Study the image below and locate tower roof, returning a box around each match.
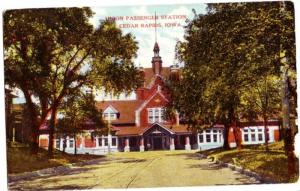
[153,42,160,53]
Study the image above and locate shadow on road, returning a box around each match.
[188,163,224,170]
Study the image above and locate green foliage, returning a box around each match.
[201,141,299,183]
[168,2,295,148]
[57,91,106,136]
[4,7,143,152]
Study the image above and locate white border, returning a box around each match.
[1,1,300,191]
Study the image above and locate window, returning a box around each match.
[243,127,265,143]
[199,129,223,144]
[206,134,211,143]
[69,139,74,148]
[98,138,103,147]
[104,138,108,146]
[212,130,218,142]
[244,133,249,142]
[199,134,204,143]
[103,113,117,120]
[103,106,118,121]
[213,134,218,142]
[148,108,165,123]
[149,109,153,122]
[258,129,263,141]
[112,138,117,146]
[56,139,60,149]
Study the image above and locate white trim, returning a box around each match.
[136,90,169,113]
[147,75,164,89]
[135,110,140,126]
[135,90,169,126]
[141,122,175,135]
[103,105,118,113]
[147,107,165,123]
[242,126,265,145]
[103,105,119,120]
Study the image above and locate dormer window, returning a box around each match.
[148,107,165,123]
[103,105,118,121]
[103,113,117,120]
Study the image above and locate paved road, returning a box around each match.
[9,150,259,190]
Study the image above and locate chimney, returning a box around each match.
[170,64,180,81]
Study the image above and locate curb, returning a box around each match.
[196,153,276,184]
[8,158,106,183]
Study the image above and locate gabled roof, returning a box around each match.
[103,105,119,114]
[136,89,169,113]
[143,67,170,87]
[115,123,193,136]
[96,100,143,124]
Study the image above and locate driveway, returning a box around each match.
[9,150,259,190]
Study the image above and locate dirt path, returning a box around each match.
[9,150,259,190]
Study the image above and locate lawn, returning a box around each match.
[199,141,299,183]
[7,143,105,174]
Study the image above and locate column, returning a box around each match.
[80,134,85,148]
[60,138,63,150]
[170,137,175,150]
[196,133,200,150]
[139,137,145,152]
[175,111,179,126]
[124,137,130,152]
[185,136,191,150]
[108,134,112,153]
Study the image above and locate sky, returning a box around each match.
[90,3,207,100]
[12,3,207,103]
[90,3,207,68]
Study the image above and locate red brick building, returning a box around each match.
[39,41,281,154]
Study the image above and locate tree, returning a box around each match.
[171,2,295,154]
[57,91,106,155]
[4,8,143,155]
[240,75,281,151]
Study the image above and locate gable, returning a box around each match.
[136,90,169,113]
[97,100,143,124]
[103,105,118,114]
[142,123,175,136]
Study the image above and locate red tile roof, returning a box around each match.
[96,100,143,124]
[115,124,193,136]
[143,67,170,87]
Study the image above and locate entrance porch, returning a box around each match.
[118,123,195,152]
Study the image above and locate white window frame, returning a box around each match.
[68,138,75,148]
[148,107,165,123]
[56,139,61,149]
[198,128,223,144]
[103,113,117,120]
[242,127,265,144]
[103,105,118,121]
[96,136,118,148]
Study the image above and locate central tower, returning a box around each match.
[151,12,162,75]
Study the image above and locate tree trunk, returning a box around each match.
[282,66,296,180]
[63,134,66,153]
[74,133,77,155]
[263,116,269,152]
[232,120,242,150]
[23,90,39,154]
[48,106,58,157]
[223,123,230,150]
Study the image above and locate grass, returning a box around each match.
[199,141,299,183]
[7,143,105,174]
